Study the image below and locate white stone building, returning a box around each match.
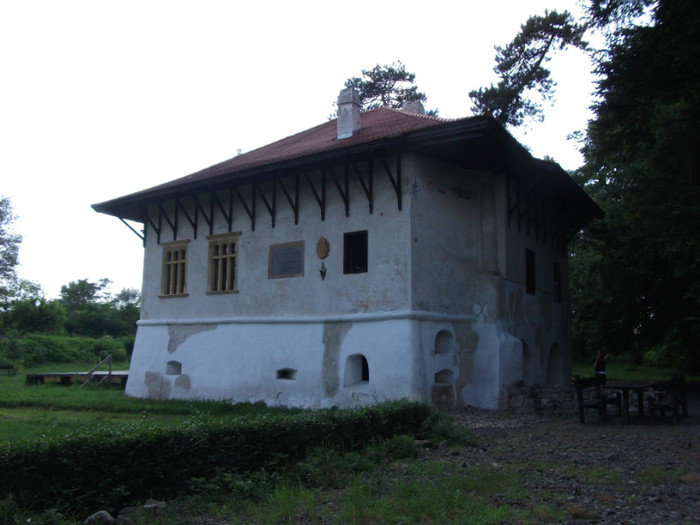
[93,88,601,409]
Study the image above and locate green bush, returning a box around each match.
[0,334,129,367]
[0,400,437,516]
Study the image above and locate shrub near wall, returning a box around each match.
[0,400,437,516]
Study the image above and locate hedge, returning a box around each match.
[0,400,437,515]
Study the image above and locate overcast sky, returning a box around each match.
[1,0,594,298]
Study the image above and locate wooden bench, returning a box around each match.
[647,374,688,425]
[572,374,621,423]
[0,364,15,375]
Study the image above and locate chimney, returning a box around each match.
[401,100,425,115]
[337,87,361,139]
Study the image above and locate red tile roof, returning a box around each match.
[144,107,454,194]
[92,106,602,228]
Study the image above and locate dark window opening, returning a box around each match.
[166,360,182,376]
[343,231,368,274]
[526,249,536,295]
[276,368,297,380]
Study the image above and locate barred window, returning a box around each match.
[208,233,240,293]
[161,240,189,296]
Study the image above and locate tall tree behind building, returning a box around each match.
[343,61,436,114]
[571,0,700,369]
[469,10,587,127]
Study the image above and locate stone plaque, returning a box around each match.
[269,241,304,278]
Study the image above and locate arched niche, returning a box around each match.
[435,330,454,355]
[344,354,369,387]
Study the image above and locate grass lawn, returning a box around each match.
[0,361,293,443]
[571,359,698,383]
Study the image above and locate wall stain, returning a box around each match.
[145,371,171,399]
[168,324,216,353]
[322,322,351,397]
[175,374,191,391]
[452,321,478,405]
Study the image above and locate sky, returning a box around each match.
[1,0,596,299]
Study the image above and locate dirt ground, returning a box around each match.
[444,389,700,524]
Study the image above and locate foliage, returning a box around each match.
[57,278,141,338]
[343,61,436,115]
[469,10,587,127]
[0,197,22,314]
[0,400,439,516]
[571,357,699,382]
[571,0,700,370]
[0,333,128,368]
[4,298,66,335]
[585,0,656,32]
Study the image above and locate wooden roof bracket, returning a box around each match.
[146,206,162,244]
[195,193,214,236]
[158,202,177,241]
[279,174,300,224]
[118,217,145,245]
[329,165,350,217]
[305,171,326,221]
[353,159,373,214]
[382,154,402,211]
[176,197,197,239]
[235,184,256,232]
[258,179,277,228]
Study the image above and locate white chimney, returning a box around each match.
[337,87,361,139]
[401,100,425,115]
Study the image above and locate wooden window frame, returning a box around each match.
[207,232,240,294]
[161,240,189,297]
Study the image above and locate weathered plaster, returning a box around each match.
[167,324,216,353]
[145,371,170,399]
[124,151,573,410]
[321,322,350,397]
[174,374,191,391]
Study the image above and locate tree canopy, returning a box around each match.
[59,278,141,338]
[469,10,587,127]
[343,61,436,115]
[0,197,21,309]
[571,0,700,369]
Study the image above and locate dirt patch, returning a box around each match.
[438,393,700,523]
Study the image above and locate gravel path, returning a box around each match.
[446,395,700,524]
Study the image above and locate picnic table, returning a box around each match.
[603,380,658,424]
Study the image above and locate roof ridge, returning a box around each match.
[382,106,455,122]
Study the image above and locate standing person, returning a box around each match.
[593,351,609,382]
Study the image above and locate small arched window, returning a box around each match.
[166,360,182,376]
[344,354,369,387]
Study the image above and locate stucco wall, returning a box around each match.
[125,152,572,408]
[126,315,426,408]
[501,201,572,388]
[139,160,411,321]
